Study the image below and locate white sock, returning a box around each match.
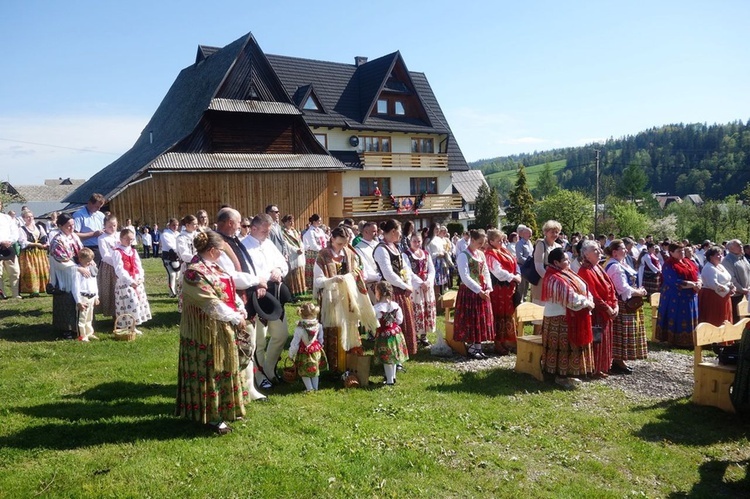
[311,376,319,390]
[302,377,313,391]
[384,364,396,384]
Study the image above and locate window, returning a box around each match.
[377,99,388,114]
[303,96,320,111]
[360,177,391,196]
[360,136,391,153]
[410,177,438,195]
[394,100,405,115]
[411,138,434,153]
[314,133,327,148]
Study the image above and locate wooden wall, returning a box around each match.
[109,171,340,227]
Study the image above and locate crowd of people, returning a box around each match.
[5,192,750,433]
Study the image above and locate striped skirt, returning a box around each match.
[591,316,614,374]
[304,250,318,292]
[490,283,518,349]
[394,288,418,355]
[612,301,648,361]
[541,314,595,377]
[453,284,494,344]
[19,248,49,294]
[643,271,661,297]
[96,261,117,317]
[284,266,306,296]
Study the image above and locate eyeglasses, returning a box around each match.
[271,210,279,214]
[241,225,251,228]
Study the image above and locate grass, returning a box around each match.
[1,258,749,497]
[486,159,567,190]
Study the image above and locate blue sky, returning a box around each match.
[1,0,748,185]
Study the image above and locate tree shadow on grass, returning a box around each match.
[0,381,210,450]
[668,458,750,498]
[0,322,61,342]
[425,365,556,397]
[633,398,750,446]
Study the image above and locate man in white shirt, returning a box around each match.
[0,199,21,299]
[515,224,534,303]
[354,221,381,303]
[455,231,470,255]
[160,218,180,297]
[243,213,291,388]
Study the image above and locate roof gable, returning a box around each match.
[293,84,328,114]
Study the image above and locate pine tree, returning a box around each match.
[506,165,538,235]
[534,162,559,199]
[474,182,499,229]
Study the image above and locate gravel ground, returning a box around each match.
[442,348,693,402]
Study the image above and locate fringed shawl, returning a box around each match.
[665,256,698,282]
[316,246,367,295]
[319,273,377,351]
[484,246,517,275]
[180,257,241,373]
[543,265,593,346]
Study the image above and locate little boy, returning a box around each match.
[73,248,100,342]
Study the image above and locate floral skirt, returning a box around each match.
[394,289,418,355]
[304,250,318,292]
[453,284,494,344]
[96,262,117,317]
[114,282,152,325]
[175,336,248,424]
[612,304,648,360]
[541,314,595,376]
[411,283,436,336]
[19,248,49,294]
[285,266,306,296]
[375,327,409,365]
[655,292,697,348]
[295,349,328,377]
[434,257,450,287]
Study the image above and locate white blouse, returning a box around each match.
[456,249,492,295]
[701,262,733,297]
[605,259,639,301]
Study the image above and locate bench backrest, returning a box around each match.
[693,318,749,367]
[650,292,660,308]
[441,290,457,310]
[515,302,544,336]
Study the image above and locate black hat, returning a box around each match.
[251,289,284,322]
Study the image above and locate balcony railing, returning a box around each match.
[342,194,463,216]
[360,152,448,168]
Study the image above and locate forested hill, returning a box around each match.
[470,121,750,199]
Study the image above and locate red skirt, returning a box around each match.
[698,288,732,327]
[490,283,517,347]
[591,312,613,374]
[453,284,494,344]
[541,314,595,377]
[394,288,418,355]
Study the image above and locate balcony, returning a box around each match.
[342,194,463,217]
[361,152,448,169]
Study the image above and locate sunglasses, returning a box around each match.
[241,225,251,228]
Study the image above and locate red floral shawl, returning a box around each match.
[665,256,698,282]
[542,265,592,347]
[484,246,517,276]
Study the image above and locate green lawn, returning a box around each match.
[487,159,567,190]
[1,258,749,497]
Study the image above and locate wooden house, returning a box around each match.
[65,33,469,227]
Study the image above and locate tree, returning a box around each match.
[534,162,559,199]
[535,189,593,235]
[506,166,538,235]
[489,175,513,200]
[617,164,649,202]
[473,182,499,230]
[607,199,649,237]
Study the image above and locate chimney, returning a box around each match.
[355,56,368,67]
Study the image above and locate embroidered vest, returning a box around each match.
[115,248,137,279]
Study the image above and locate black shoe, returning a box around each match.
[609,364,633,375]
[396,364,406,373]
[468,351,483,360]
[419,338,432,347]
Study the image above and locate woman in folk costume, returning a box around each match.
[96,215,119,317]
[281,214,306,298]
[577,240,618,379]
[18,209,49,296]
[373,219,419,357]
[426,223,451,300]
[314,226,377,372]
[176,230,249,435]
[403,232,436,347]
[176,214,199,310]
[288,302,327,392]
[698,245,735,326]
[484,229,521,355]
[637,242,662,296]
[541,248,596,389]
[605,239,649,374]
[373,281,409,386]
[303,213,328,292]
[655,241,701,348]
[453,229,495,360]
[111,228,152,332]
[49,213,84,338]
[532,220,563,305]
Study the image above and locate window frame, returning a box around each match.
[410,177,438,195]
[360,177,391,196]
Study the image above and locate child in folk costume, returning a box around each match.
[404,233,436,347]
[73,248,99,342]
[288,303,328,392]
[96,215,119,317]
[454,229,495,359]
[373,281,409,385]
[112,228,152,333]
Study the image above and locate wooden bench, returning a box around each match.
[649,292,660,341]
[441,290,466,356]
[514,302,545,381]
[692,318,749,413]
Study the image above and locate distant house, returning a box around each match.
[683,194,704,206]
[65,32,468,227]
[451,169,488,229]
[2,178,85,216]
[653,193,682,209]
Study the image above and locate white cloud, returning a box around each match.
[0,114,148,184]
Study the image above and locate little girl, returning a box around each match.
[288,303,327,392]
[374,281,409,385]
[112,228,152,333]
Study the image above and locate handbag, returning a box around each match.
[520,241,545,286]
[592,325,603,344]
[622,295,644,313]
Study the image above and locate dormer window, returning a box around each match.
[303,96,320,111]
[394,101,405,115]
[377,99,388,114]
